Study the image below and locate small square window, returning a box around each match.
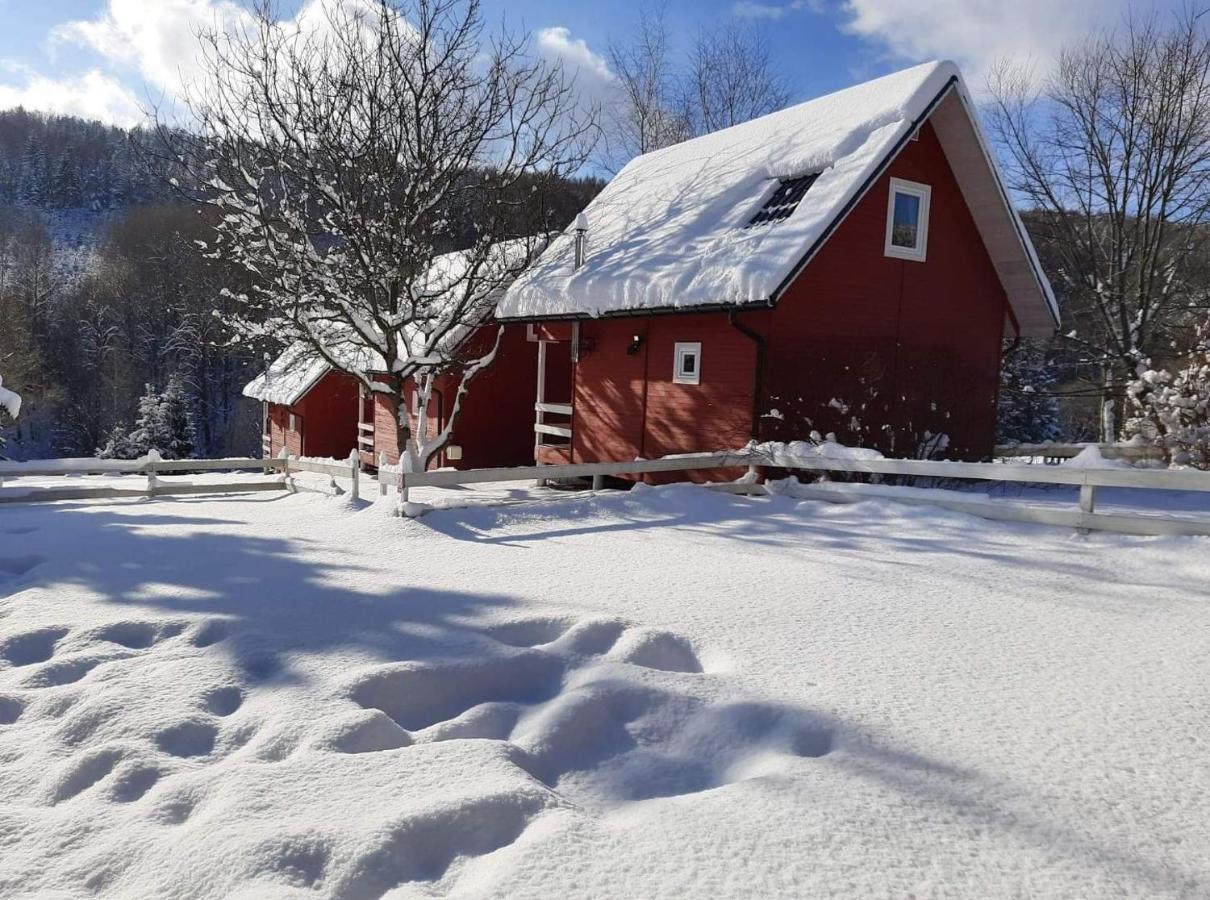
[673,342,702,385]
[885,178,930,262]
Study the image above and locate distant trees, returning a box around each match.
[0,108,166,211]
[988,11,1210,440]
[603,6,790,169]
[683,20,790,136]
[996,339,1062,445]
[605,8,690,162]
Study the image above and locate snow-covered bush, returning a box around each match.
[997,339,1062,445]
[0,373,21,453]
[1124,343,1210,468]
[98,375,196,460]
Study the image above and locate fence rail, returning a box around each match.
[994,442,1165,462]
[0,453,376,505]
[385,450,1210,537]
[6,447,1210,539]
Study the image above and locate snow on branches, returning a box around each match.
[151,0,595,478]
[1125,334,1210,468]
[0,375,20,421]
[0,374,22,454]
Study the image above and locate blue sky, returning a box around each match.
[0,0,1178,128]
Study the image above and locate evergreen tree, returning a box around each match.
[96,421,138,460]
[115,377,197,460]
[158,374,197,459]
[50,156,82,209]
[997,340,1062,445]
[19,134,45,207]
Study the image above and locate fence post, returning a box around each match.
[379,451,389,497]
[399,469,408,506]
[349,450,360,502]
[1079,483,1097,514]
[278,448,292,492]
[591,474,605,490]
[145,449,161,498]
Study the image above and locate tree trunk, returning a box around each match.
[384,376,412,471]
[1101,364,1122,443]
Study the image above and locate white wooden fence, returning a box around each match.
[6,447,1210,539]
[0,453,365,505]
[383,450,1210,537]
[994,442,1165,462]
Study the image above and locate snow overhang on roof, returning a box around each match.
[497,60,1059,338]
[243,239,547,404]
[242,343,332,406]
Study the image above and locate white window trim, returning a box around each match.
[885,177,931,262]
[673,342,702,385]
[287,412,297,432]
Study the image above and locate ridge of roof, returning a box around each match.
[497,60,1057,334]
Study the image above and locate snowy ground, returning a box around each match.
[1,485,1208,898]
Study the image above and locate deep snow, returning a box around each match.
[0,485,1208,898]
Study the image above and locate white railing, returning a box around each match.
[995,442,1165,462]
[381,450,1210,536]
[8,447,1207,538]
[0,453,365,505]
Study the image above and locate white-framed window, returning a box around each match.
[287,412,296,432]
[885,177,930,262]
[673,342,702,385]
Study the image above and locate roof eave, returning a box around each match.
[498,298,777,324]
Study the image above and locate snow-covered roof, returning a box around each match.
[244,240,540,405]
[498,61,1059,337]
[242,342,339,406]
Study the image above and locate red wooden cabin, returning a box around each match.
[246,324,538,470]
[498,61,1059,472]
[244,346,360,460]
[359,323,537,470]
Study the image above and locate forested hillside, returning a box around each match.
[0,108,602,460]
[0,108,261,459]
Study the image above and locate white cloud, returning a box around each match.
[0,66,143,126]
[732,1,815,20]
[50,0,249,96]
[839,0,1145,89]
[536,26,614,86]
[48,0,380,105]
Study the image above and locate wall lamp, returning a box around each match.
[626,334,643,356]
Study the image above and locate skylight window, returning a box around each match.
[747,174,819,227]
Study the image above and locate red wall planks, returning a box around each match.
[557,118,1009,469]
[763,120,1006,459]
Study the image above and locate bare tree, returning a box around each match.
[682,21,789,135]
[603,8,793,171]
[151,0,594,478]
[604,4,691,168]
[987,10,1210,440]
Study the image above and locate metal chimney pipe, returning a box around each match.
[573,212,588,270]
